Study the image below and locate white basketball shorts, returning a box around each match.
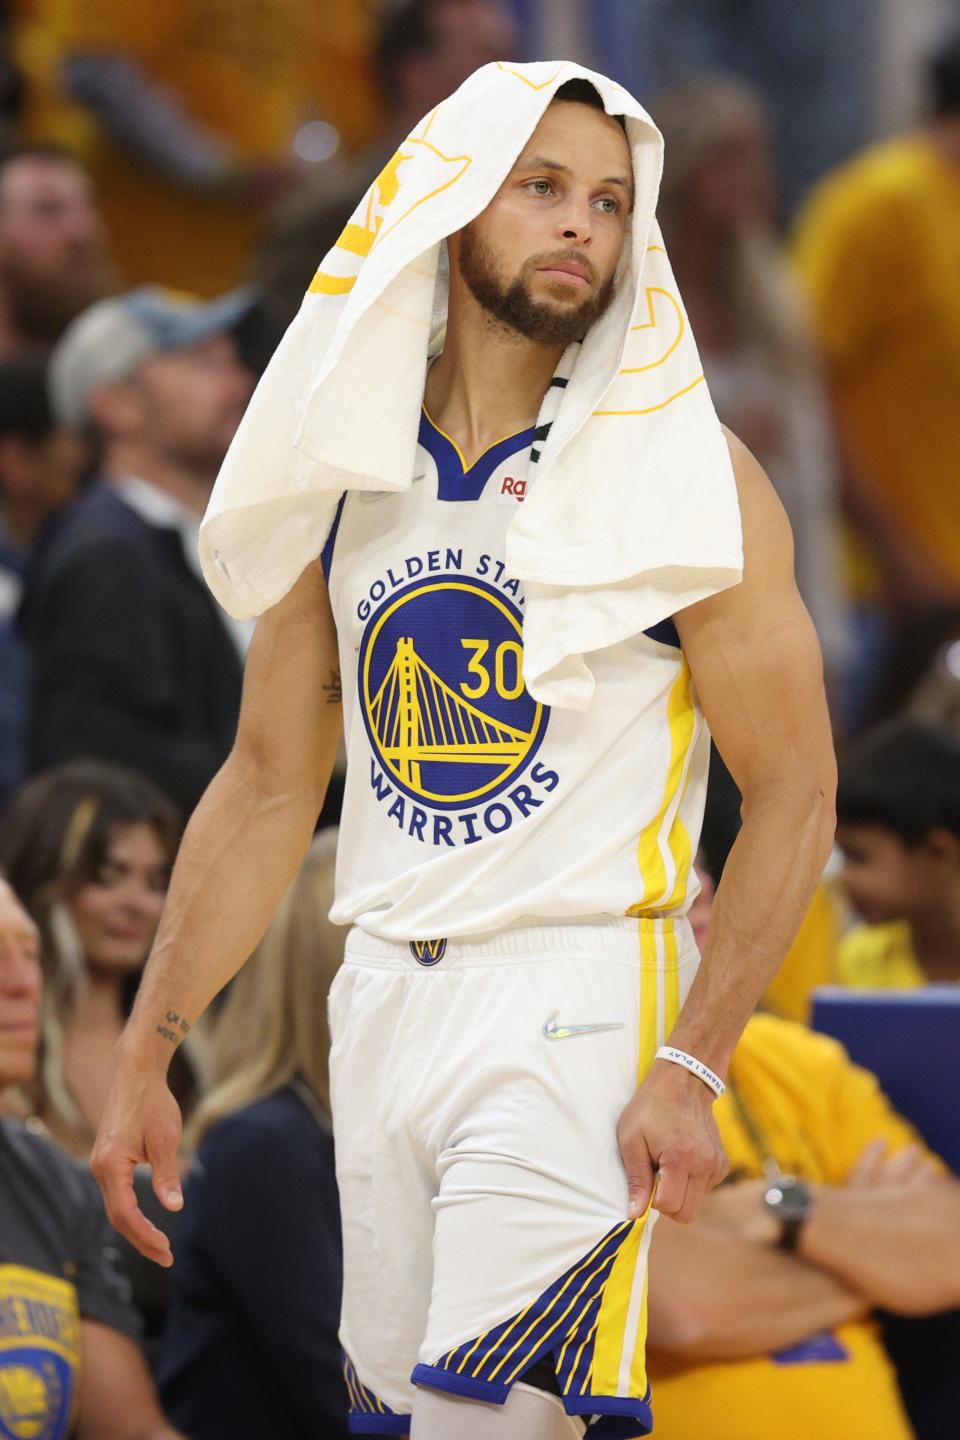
[328,916,699,1437]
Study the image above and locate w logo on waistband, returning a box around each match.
[410,938,447,965]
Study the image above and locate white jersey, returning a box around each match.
[324,408,711,942]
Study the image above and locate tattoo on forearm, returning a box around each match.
[324,668,342,705]
[156,1010,190,1046]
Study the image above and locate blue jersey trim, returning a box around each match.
[348,1416,412,1434]
[412,1364,509,1405]
[320,493,347,581]
[418,409,536,502]
[562,1393,653,1437]
[412,1365,653,1437]
[644,616,680,649]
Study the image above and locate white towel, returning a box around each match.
[199,59,742,710]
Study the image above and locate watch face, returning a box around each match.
[766,1177,813,1223]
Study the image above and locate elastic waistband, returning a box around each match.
[345,915,696,970]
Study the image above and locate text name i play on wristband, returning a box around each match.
[654,1046,726,1100]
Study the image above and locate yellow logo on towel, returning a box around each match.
[595,247,705,416]
[309,150,411,294]
[309,128,472,297]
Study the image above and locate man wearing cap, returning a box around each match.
[20,286,254,812]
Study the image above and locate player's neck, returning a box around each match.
[425,295,564,469]
[909,891,960,983]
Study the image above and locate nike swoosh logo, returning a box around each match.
[542,1011,624,1040]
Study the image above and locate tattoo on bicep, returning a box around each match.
[323,668,342,705]
[156,1010,190,1046]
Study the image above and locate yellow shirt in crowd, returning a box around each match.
[761,882,843,1023]
[14,0,380,294]
[836,919,926,989]
[792,135,960,592]
[648,1015,921,1440]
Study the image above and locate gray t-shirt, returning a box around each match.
[0,1117,140,1438]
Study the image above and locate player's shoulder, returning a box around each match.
[721,425,774,496]
[721,426,792,554]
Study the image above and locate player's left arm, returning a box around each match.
[618,432,836,1224]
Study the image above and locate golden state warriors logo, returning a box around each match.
[0,1360,61,1440]
[0,1267,78,1440]
[360,577,549,810]
[410,938,447,965]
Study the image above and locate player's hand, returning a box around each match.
[91,1056,184,1268]
[617,1060,728,1225]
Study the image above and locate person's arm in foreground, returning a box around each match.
[646,1198,867,1363]
[796,1141,960,1315]
[76,1322,184,1440]
[649,1143,960,1363]
[618,434,837,1223]
[92,562,342,1264]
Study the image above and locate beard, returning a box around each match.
[457,225,617,346]
[0,244,115,345]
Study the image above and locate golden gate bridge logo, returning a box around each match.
[360,579,547,807]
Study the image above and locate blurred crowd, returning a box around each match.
[0,1,959,1438]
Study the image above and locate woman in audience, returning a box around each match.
[0,759,190,1155]
[157,828,349,1440]
[655,73,850,702]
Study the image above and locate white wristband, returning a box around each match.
[655,1046,726,1100]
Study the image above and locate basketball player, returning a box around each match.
[93,82,836,1439]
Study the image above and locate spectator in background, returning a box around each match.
[20,287,252,812]
[632,0,882,215]
[645,863,960,1440]
[372,0,520,163]
[158,830,348,1440]
[249,0,522,347]
[0,876,184,1440]
[655,75,850,692]
[0,761,198,1158]
[13,1,381,296]
[793,26,960,678]
[0,357,88,801]
[834,720,960,990]
[0,4,23,143]
[244,174,361,369]
[0,144,114,360]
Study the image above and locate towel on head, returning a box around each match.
[199,59,742,710]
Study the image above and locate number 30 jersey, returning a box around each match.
[322,408,711,942]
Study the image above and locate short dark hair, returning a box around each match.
[836,720,960,845]
[929,25,960,118]
[552,78,627,133]
[0,358,54,443]
[375,0,443,106]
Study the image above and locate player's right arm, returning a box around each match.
[91,562,341,1266]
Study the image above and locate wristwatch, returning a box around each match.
[762,1176,813,1252]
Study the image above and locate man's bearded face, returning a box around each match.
[457,224,618,346]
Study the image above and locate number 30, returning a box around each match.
[460,639,525,700]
